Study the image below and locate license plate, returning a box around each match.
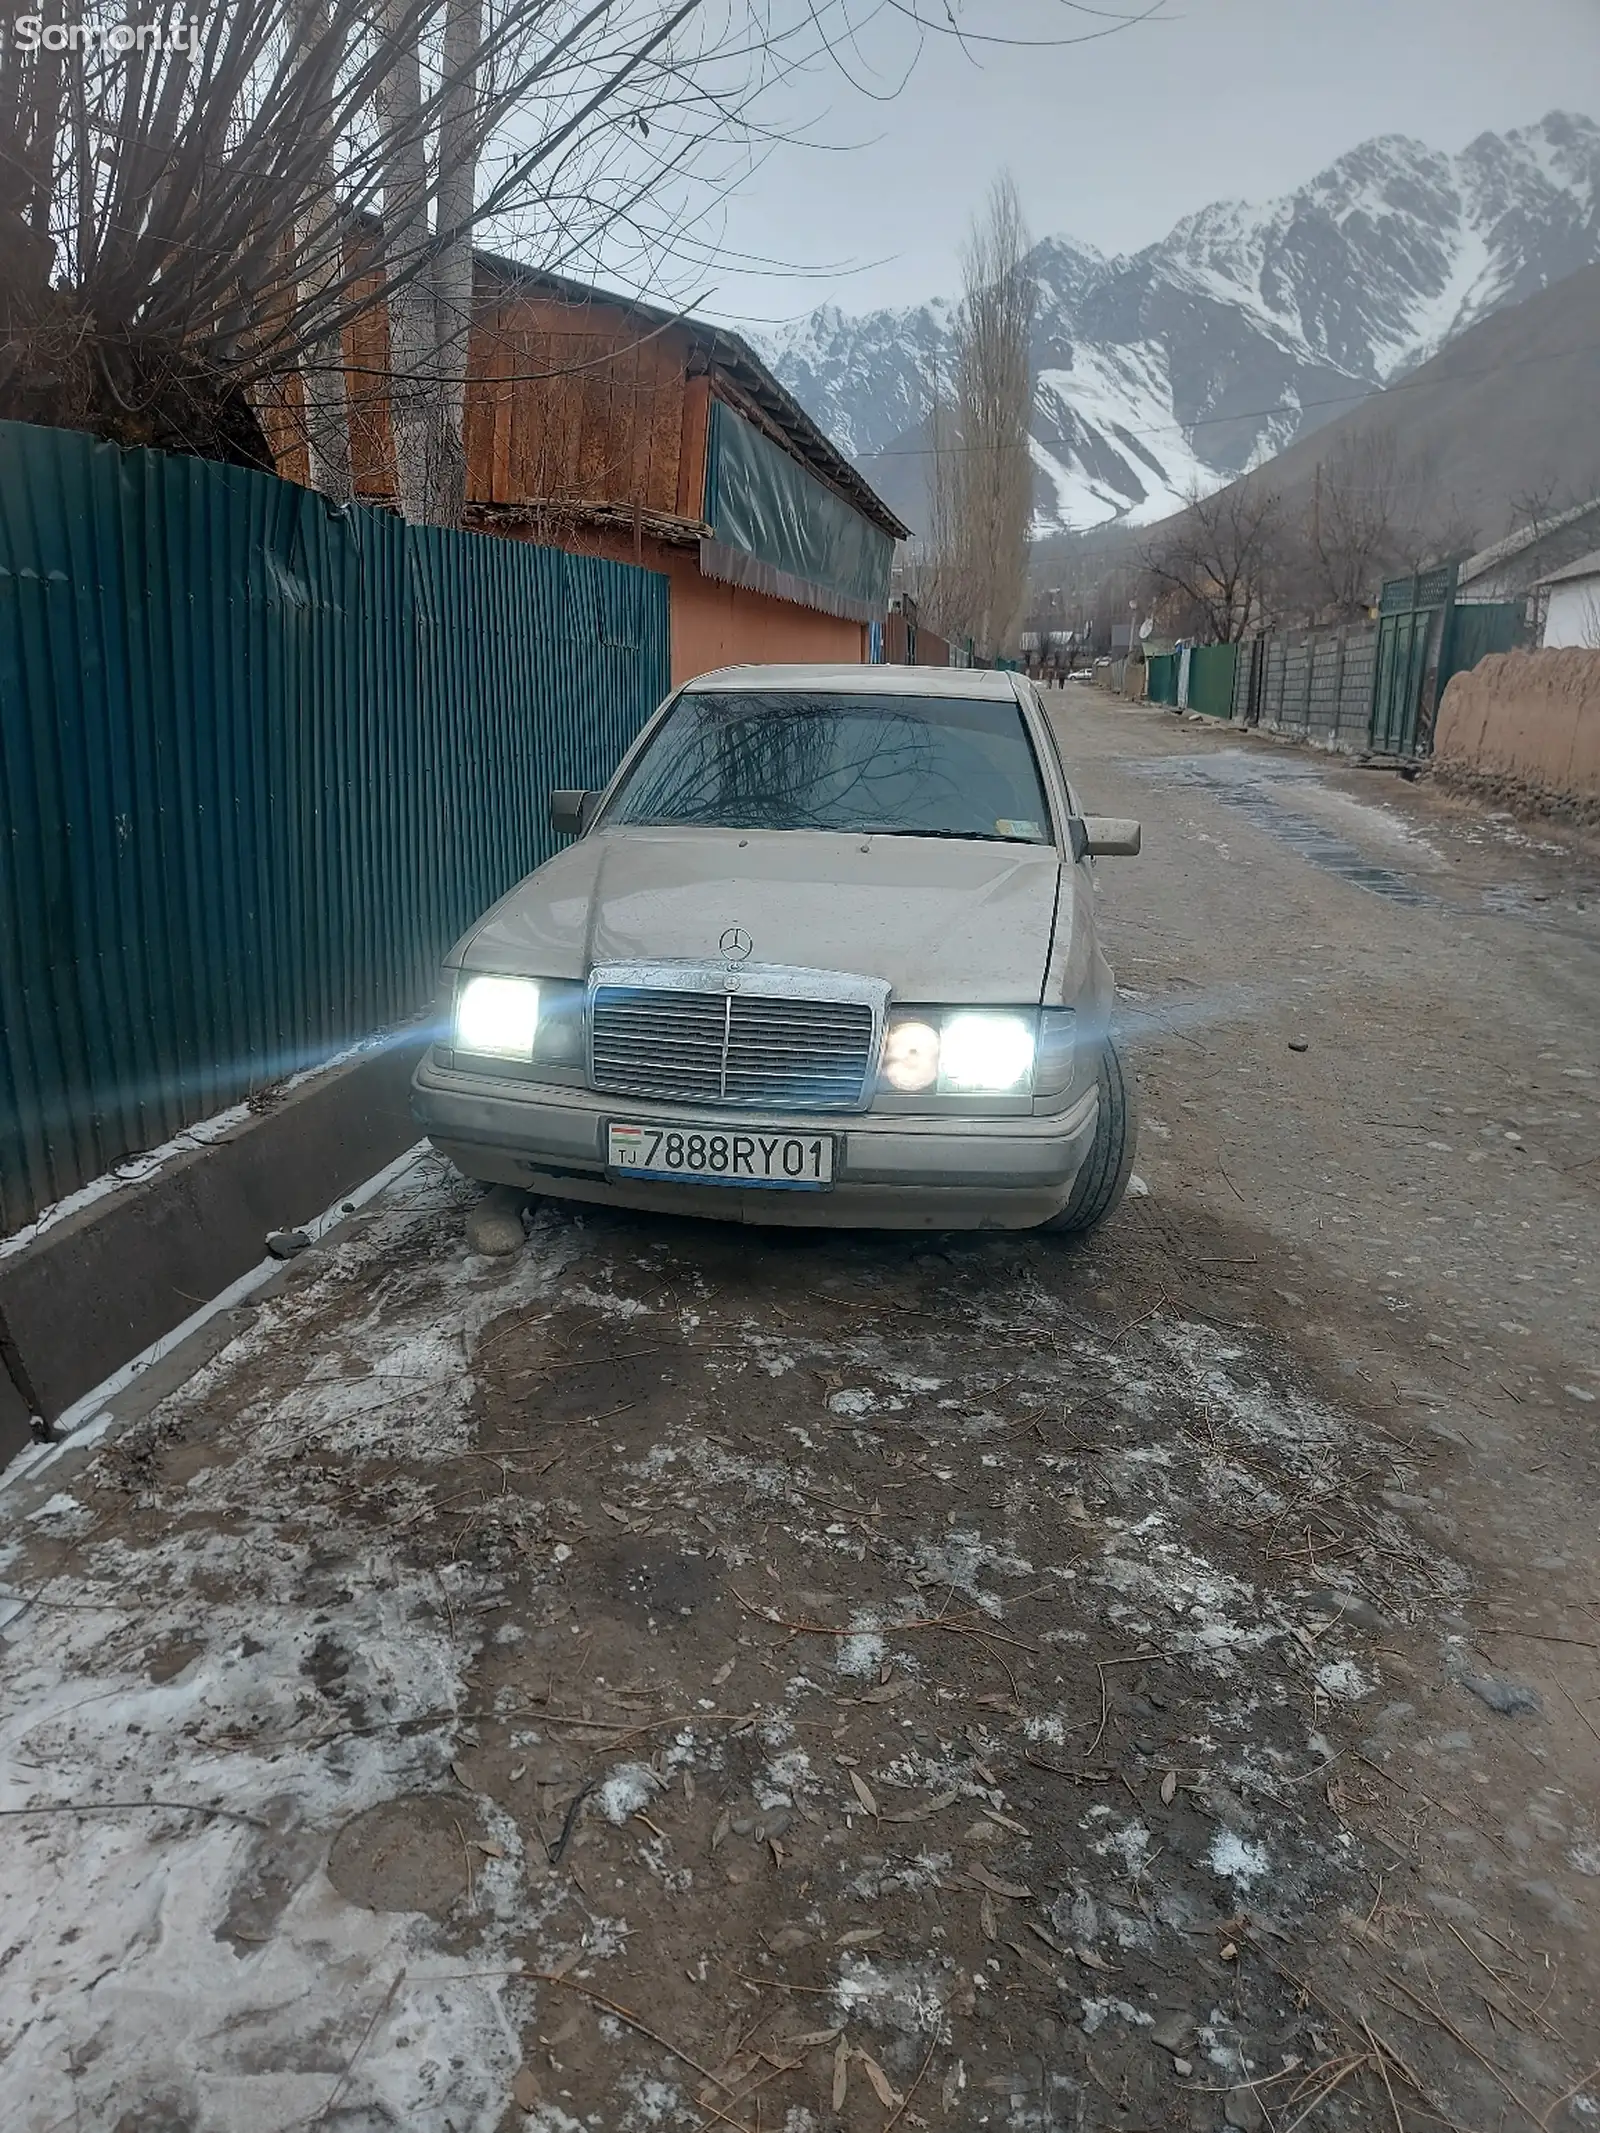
[607,1122,834,1189]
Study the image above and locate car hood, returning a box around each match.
[462,827,1065,1003]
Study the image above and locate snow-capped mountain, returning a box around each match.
[760,111,1600,535]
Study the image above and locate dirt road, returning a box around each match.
[3,692,1598,2133]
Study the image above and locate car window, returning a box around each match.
[606,691,1054,843]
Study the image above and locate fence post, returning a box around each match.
[1333,628,1346,747]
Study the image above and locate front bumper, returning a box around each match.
[411,1057,1099,1230]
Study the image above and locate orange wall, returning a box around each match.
[662,550,865,685]
[545,522,866,688]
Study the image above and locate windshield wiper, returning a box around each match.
[854,826,1026,842]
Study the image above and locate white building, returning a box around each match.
[1540,550,1600,649]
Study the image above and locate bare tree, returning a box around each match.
[926,173,1035,661]
[1300,429,1412,622]
[1,5,1145,522]
[1283,429,1481,622]
[1507,474,1561,543]
[0,1,795,498]
[1141,476,1285,643]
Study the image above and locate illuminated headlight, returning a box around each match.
[881,1018,941,1092]
[455,974,540,1058]
[879,1009,1048,1096]
[939,1012,1036,1092]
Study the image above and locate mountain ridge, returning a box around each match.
[759,110,1600,537]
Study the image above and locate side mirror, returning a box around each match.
[1076,816,1142,858]
[550,788,590,837]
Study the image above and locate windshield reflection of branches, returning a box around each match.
[621,700,975,832]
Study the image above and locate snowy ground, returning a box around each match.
[1,1146,1585,2133]
[3,700,1598,2132]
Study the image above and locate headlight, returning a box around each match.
[878,1009,1045,1095]
[452,974,587,1066]
[881,1018,940,1092]
[455,974,540,1058]
[939,1012,1036,1092]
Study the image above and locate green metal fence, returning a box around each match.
[1440,601,1525,693]
[1186,643,1239,718]
[1145,653,1178,706]
[0,421,669,1231]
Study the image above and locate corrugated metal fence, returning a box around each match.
[1147,605,1526,755]
[0,421,669,1232]
[1186,644,1237,718]
[1143,645,1238,715]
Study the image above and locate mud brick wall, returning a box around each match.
[1434,649,1600,813]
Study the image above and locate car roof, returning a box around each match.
[684,664,1025,700]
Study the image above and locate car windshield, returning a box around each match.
[607,690,1053,842]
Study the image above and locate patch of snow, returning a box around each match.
[0,1160,602,2131]
[1209,1831,1272,1889]
[1314,1658,1373,1701]
[1031,341,1219,531]
[1090,1820,1154,1876]
[836,1629,886,1678]
[563,1284,653,1320]
[596,1763,660,1824]
[827,1388,877,1417]
[832,1958,948,2038]
[1395,217,1497,365]
[0,1527,531,2129]
[845,1850,951,1899]
[756,1748,812,1808]
[621,2076,683,2128]
[1080,1998,1154,2035]
[911,1530,1032,1609]
[27,1492,86,1527]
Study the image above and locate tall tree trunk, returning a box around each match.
[953,175,1033,663]
[927,177,1033,661]
[298,253,354,502]
[431,0,480,528]
[296,3,356,503]
[376,0,438,524]
[293,4,352,503]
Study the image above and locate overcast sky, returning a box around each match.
[666,0,1598,328]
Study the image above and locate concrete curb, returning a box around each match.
[0,1035,429,1466]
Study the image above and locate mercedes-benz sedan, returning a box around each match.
[411,665,1141,1232]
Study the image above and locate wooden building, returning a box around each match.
[272,255,907,685]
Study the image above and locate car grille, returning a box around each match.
[591,986,877,1111]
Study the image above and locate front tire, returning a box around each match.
[1042,1040,1138,1236]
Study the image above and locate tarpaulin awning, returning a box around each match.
[702,400,895,623]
